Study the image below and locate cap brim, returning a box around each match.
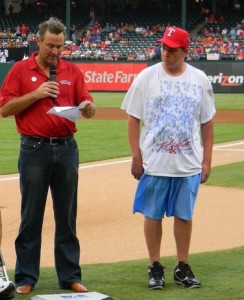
[156,38,164,43]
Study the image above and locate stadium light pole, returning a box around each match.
[66,0,71,40]
[181,0,187,29]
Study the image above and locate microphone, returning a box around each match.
[49,64,56,82]
[49,64,58,105]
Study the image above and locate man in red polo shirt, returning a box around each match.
[0,17,96,295]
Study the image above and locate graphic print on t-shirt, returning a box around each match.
[145,80,202,155]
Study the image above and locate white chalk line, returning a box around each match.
[213,141,244,149]
[0,159,132,182]
[0,141,243,183]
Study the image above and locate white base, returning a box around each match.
[31,291,113,300]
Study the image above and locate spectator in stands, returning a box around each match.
[153,45,161,59]
[228,41,235,54]
[152,25,159,34]
[221,27,228,36]
[89,4,95,21]
[229,27,237,40]
[78,34,87,46]
[207,14,216,23]
[236,49,244,60]
[94,33,102,42]
[3,27,13,38]
[236,26,244,38]
[218,15,225,22]
[135,25,144,34]
[201,7,210,22]
[70,25,77,43]
[8,4,14,14]
[15,25,21,37]
[20,24,29,39]
[136,51,146,60]
[120,37,131,46]
[113,32,123,43]
[103,23,111,33]
[203,27,211,35]
[104,36,111,46]
[61,45,72,57]
[0,49,8,63]
[103,50,113,60]
[22,53,29,60]
[100,40,109,49]
[145,45,157,59]
[127,51,137,61]
[1,9,242,62]
[158,23,166,33]
[112,51,120,60]
[214,24,222,35]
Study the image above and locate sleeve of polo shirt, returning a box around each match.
[0,63,21,106]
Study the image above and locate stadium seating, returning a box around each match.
[0,3,243,61]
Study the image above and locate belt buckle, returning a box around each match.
[50,137,59,145]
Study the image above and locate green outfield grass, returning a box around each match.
[0,118,243,175]
[206,161,244,189]
[1,92,244,300]
[9,246,244,300]
[0,92,243,174]
[91,92,244,110]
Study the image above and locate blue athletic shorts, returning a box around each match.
[133,173,202,221]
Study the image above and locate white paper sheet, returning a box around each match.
[31,291,113,299]
[47,101,89,122]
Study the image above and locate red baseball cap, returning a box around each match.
[156,26,190,49]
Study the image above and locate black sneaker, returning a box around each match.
[174,261,201,288]
[0,278,15,299]
[148,261,165,290]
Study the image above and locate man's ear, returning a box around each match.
[183,48,189,55]
[36,35,40,45]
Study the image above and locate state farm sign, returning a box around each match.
[76,63,147,91]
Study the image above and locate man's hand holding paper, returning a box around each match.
[80,101,96,118]
[47,100,96,122]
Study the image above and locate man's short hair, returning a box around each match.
[37,17,66,41]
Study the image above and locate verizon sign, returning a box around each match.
[208,73,244,87]
[76,63,147,91]
[189,61,244,93]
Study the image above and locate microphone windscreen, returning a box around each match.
[49,64,56,81]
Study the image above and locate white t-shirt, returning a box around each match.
[121,62,216,177]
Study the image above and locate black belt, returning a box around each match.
[22,135,73,145]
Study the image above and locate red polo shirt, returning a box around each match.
[0,53,93,137]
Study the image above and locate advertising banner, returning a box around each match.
[76,63,147,91]
[77,62,244,93]
[1,61,243,93]
[189,62,244,93]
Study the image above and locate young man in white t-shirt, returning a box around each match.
[121,26,215,290]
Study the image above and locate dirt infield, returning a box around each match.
[1,108,244,270]
[92,108,244,123]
